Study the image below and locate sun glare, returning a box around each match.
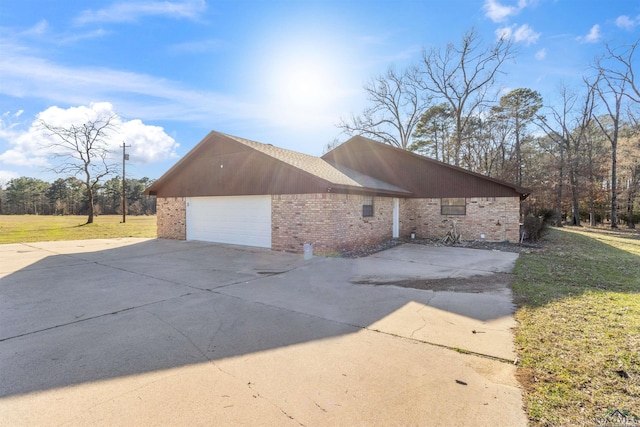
[279,57,332,106]
[264,39,346,110]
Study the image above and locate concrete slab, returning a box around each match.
[1,329,524,426]
[0,238,157,278]
[0,256,189,341]
[351,244,519,282]
[221,245,519,360]
[0,239,526,426]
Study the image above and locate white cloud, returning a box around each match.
[495,26,513,40]
[23,20,49,37]
[0,148,49,168]
[484,0,520,23]
[58,29,109,44]
[484,0,533,23]
[168,39,227,53]
[514,24,540,45]
[578,24,601,43]
[615,15,637,31]
[495,24,540,45]
[535,48,546,60]
[119,119,179,163]
[0,103,179,172]
[0,115,50,167]
[76,0,206,25]
[0,170,20,188]
[13,18,109,45]
[0,40,253,124]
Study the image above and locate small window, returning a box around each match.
[441,197,466,215]
[362,196,374,217]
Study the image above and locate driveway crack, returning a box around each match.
[410,295,436,338]
[0,293,192,342]
[246,381,306,426]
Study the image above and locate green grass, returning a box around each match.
[0,215,157,244]
[513,227,640,426]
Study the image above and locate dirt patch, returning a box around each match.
[340,238,540,258]
[408,238,542,254]
[339,239,404,258]
[352,272,513,293]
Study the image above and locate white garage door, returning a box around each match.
[186,196,272,248]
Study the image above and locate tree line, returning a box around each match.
[0,176,156,216]
[336,29,640,228]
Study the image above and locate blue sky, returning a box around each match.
[1,0,639,184]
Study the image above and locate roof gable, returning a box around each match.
[323,135,530,199]
[146,131,410,197]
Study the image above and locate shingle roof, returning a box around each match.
[223,133,411,194]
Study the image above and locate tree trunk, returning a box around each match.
[628,191,635,229]
[86,191,94,224]
[570,168,581,226]
[611,141,618,228]
[85,177,94,224]
[556,146,564,227]
[454,120,462,167]
[515,115,522,186]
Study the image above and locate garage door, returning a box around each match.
[186,196,272,248]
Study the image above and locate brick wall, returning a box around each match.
[156,197,186,240]
[401,197,521,242]
[155,194,521,250]
[272,193,395,254]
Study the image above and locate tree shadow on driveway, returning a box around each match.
[0,239,519,398]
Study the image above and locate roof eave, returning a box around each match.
[327,184,412,197]
[325,135,531,197]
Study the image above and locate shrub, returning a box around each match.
[536,208,557,224]
[522,214,546,242]
[618,212,640,226]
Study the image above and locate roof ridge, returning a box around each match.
[222,132,409,194]
[223,133,319,160]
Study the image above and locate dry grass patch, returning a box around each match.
[0,215,157,244]
[513,227,639,426]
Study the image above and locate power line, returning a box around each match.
[122,142,131,223]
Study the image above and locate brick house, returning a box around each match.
[145,131,529,254]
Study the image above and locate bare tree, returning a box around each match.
[582,121,609,226]
[539,81,596,226]
[481,108,512,178]
[593,68,627,228]
[39,114,118,224]
[419,28,513,166]
[338,67,427,149]
[604,39,640,102]
[618,126,640,228]
[596,39,640,228]
[322,137,342,155]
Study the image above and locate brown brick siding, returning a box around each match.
[156,197,186,240]
[272,193,395,254]
[155,194,521,250]
[401,197,521,242]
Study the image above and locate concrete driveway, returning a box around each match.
[0,239,526,426]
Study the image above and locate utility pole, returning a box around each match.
[122,142,131,223]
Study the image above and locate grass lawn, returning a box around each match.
[513,226,640,426]
[0,215,157,244]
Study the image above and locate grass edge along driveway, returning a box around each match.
[512,227,640,426]
[0,215,156,244]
